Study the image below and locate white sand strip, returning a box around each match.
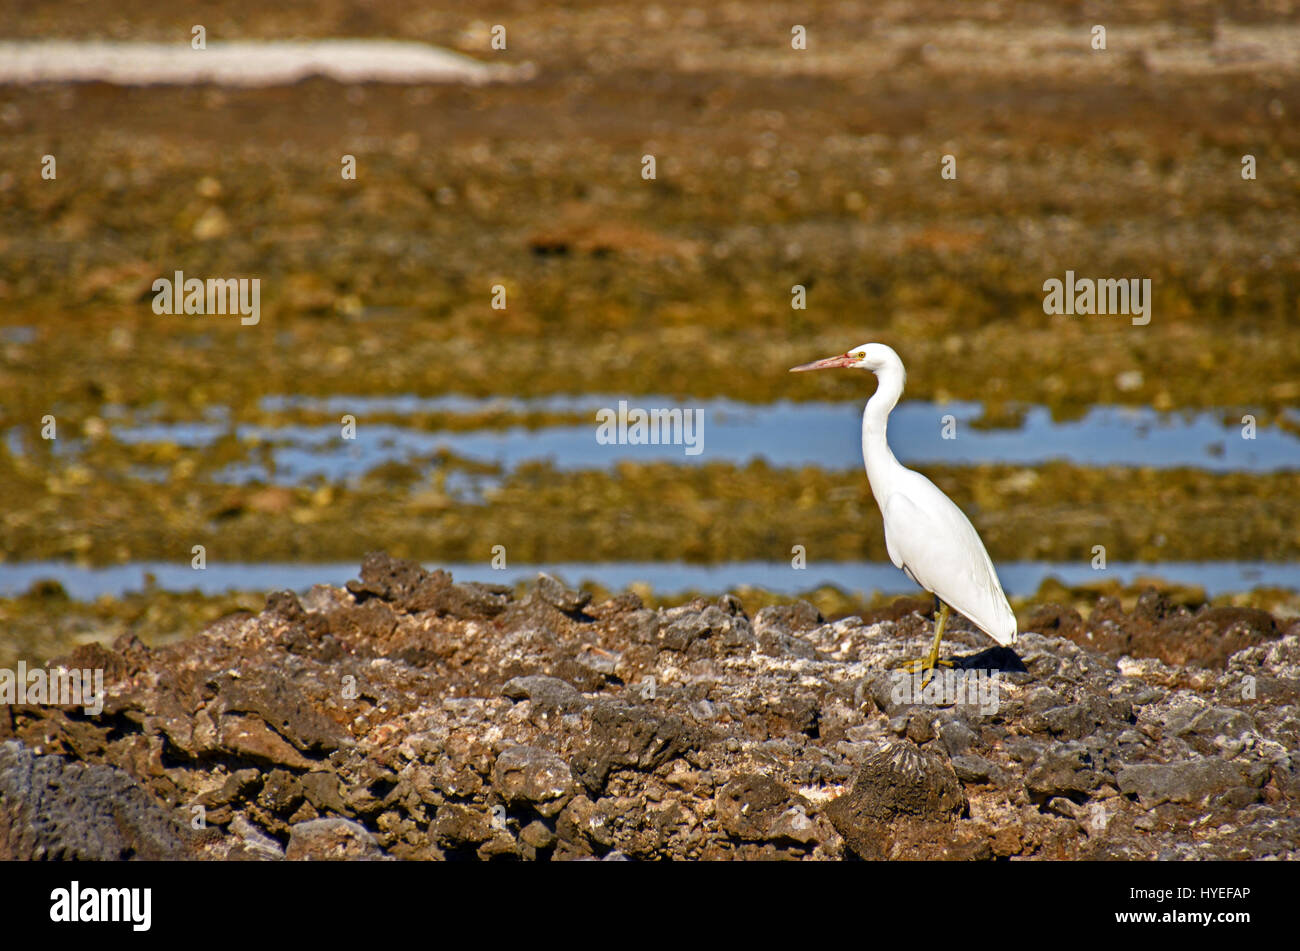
[0,40,533,86]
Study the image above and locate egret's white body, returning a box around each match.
[792,342,1017,655]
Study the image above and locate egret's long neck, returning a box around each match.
[861,358,906,500]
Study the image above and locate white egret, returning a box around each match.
[790,343,1017,676]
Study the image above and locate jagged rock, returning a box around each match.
[939,720,977,756]
[211,669,352,754]
[1117,759,1268,807]
[832,741,966,821]
[345,551,508,617]
[432,804,495,849]
[300,771,349,815]
[0,740,199,860]
[571,700,693,794]
[1025,743,1102,802]
[285,817,384,860]
[535,573,591,613]
[230,814,285,860]
[501,675,582,711]
[951,753,997,786]
[492,746,577,818]
[716,774,813,843]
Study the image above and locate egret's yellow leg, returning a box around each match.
[900,600,955,683]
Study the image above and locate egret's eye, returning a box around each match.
[852,351,866,360]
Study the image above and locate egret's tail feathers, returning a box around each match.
[985,600,1018,647]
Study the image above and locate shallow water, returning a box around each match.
[84,394,1300,486]
[3,558,1296,601]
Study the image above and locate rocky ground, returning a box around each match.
[1,553,1296,860]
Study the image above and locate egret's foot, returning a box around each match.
[902,600,954,686]
[899,655,954,685]
[899,656,954,673]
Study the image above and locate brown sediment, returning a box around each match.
[1,455,1296,565]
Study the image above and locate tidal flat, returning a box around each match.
[0,0,1297,663]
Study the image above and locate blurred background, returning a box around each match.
[0,1,1297,664]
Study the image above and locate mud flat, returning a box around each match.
[1,554,1296,860]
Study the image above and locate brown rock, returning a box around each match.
[715,774,810,842]
[493,746,577,818]
[285,817,384,860]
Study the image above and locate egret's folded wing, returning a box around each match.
[882,483,1017,645]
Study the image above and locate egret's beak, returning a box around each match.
[789,353,856,372]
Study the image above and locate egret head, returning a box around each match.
[789,342,897,374]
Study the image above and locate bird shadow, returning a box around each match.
[948,646,1028,673]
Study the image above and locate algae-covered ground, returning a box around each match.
[0,0,1297,662]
